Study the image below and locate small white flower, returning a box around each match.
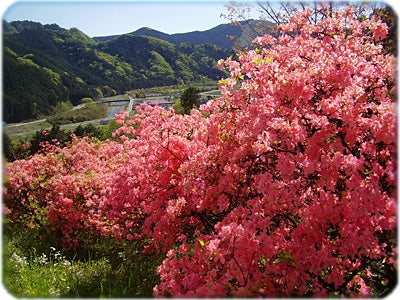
[54,252,61,260]
[63,259,71,267]
[49,288,60,296]
[37,253,48,265]
[10,253,28,266]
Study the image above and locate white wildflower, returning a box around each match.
[10,253,28,266]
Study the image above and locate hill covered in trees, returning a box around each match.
[93,19,276,49]
[3,20,232,123]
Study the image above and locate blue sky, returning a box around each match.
[2,0,248,37]
[2,1,398,37]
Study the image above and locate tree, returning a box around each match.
[81,97,94,104]
[53,101,73,114]
[3,132,14,161]
[180,86,201,114]
[73,123,102,139]
[222,1,384,46]
[172,99,185,115]
[29,125,72,155]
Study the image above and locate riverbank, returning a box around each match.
[4,84,220,139]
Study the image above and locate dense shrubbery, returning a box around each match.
[4,122,115,161]
[3,6,396,297]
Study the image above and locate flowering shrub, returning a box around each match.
[152,7,396,296]
[3,5,396,297]
[4,137,125,249]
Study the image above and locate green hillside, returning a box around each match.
[3,20,231,123]
[94,20,277,49]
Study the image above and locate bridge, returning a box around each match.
[96,95,174,110]
[95,95,131,104]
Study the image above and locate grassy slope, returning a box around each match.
[3,231,164,297]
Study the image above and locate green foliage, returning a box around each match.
[2,132,14,161]
[91,87,104,99]
[3,20,232,122]
[172,99,185,115]
[4,120,118,161]
[149,50,175,81]
[81,97,94,103]
[99,118,122,140]
[69,27,96,45]
[130,89,146,98]
[73,123,102,139]
[177,43,231,79]
[43,66,61,84]
[180,86,201,114]
[273,251,299,268]
[29,124,72,155]
[3,49,69,122]
[2,137,31,162]
[3,231,164,297]
[47,103,108,125]
[101,85,117,97]
[53,101,73,114]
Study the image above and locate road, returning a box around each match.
[6,89,221,137]
[6,118,47,128]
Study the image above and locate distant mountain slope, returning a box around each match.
[3,20,231,123]
[93,20,276,49]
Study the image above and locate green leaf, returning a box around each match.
[273,251,298,268]
[264,57,274,64]
[218,78,230,85]
[363,168,373,175]
[236,74,244,81]
[253,57,262,65]
[199,239,205,247]
[258,256,267,271]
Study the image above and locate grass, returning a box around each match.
[2,228,164,298]
[4,119,51,137]
[4,103,109,139]
[4,82,219,139]
[142,81,219,96]
[47,103,108,125]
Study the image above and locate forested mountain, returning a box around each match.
[3,20,232,123]
[94,20,276,49]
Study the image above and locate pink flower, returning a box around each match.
[372,22,388,41]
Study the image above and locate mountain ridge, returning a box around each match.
[93,19,276,49]
[3,20,235,122]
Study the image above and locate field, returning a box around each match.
[3,223,164,297]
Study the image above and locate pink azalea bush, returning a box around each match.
[4,136,125,249]
[4,6,396,297]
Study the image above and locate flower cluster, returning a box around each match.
[4,6,396,297]
[4,137,125,249]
